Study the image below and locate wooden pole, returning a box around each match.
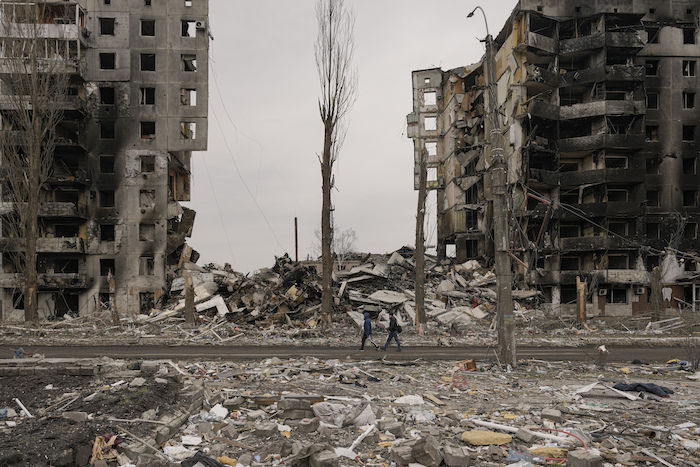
[576,276,585,324]
[184,273,195,326]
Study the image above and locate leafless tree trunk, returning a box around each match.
[0,2,70,324]
[415,147,427,335]
[314,0,357,328]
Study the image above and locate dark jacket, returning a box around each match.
[388,315,399,333]
[363,313,372,335]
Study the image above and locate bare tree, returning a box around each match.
[0,2,71,323]
[310,225,358,269]
[414,147,428,335]
[314,0,358,328]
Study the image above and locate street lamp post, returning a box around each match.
[468,6,516,366]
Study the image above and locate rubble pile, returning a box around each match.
[2,355,700,466]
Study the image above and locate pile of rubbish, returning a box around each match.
[146,247,543,336]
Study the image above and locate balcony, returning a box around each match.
[559,133,645,154]
[559,201,643,219]
[529,100,645,121]
[0,95,86,113]
[606,31,645,50]
[530,167,645,187]
[560,32,605,55]
[559,65,645,87]
[0,236,84,253]
[560,235,639,251]
[528,269,649,285]
[0,201,86,218]
[0,272,88,289]
[519,31,558,54]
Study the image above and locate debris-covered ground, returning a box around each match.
[1,355,700,466]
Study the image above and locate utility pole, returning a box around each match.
[468,6,515,366]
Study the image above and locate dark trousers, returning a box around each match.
[361,333,377,349]
[383,332,401,349]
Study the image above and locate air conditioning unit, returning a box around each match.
[195,21,206,30]
[634,286,645,295]
[598,288,608,296]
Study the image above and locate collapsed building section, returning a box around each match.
[0,0,209,320]
[409,0,700,316]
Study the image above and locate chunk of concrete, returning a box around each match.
[542,408,562,423]
[299,418,320,433]
[567,449,603,467]
[278,398,311,411]
[282,409,315,420]
[412,436,443,467]
[255,421,278,438]
[140,361,160,375]
[309,450,339,467]
[443,446,472,466]
[391,446,416,465]
[247,409,267,420]
[515,427,538,443]
[129,377,147,387]
[378,419,405,437]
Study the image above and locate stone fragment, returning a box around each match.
[224,396,246,409]
[515,428,538,443]
[391,446,416,465]
[460,430,512,445]
[378,419,405,436]
[486,445,505,460]
[247,409,267,420]
[542,408,562,422]
[567,449,603,467]
[255,421,278,438]
[283,409,315,419]
[129,377,147,387]
[443,446,472,466]
[62,412,88,422]
[318,425,331,439]
[140,361,159,375]
[239,453,253,466]
[309,449,339,467]
[299,418,320,433]
[50,448,73,466]
[278,398,311,410]
[75,445,92,466]
[412,436,443,467]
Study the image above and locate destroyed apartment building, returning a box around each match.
[408,0,700,317]
[0,0,209,320]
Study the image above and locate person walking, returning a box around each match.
[360,312,379,350]
[382,310,402,352]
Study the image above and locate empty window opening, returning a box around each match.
[140,121,156,139]
[645,60,659,76]
[100,121,115,139]
[139,223,155,241]
[425,141,437,156]
[99,154,115,173]
[683,92,695,109]
[537,5,543,12]
[100,86,115,105]
[683,157,697,174]
[605,157,627,169]
[182,20,196,37]
[55,224,79,237]
[646,158,660,174]
[140,87,155,105]
[141,53,156,71]
[646,223,660,239]
[55,258,79,274]
[180,122,196,139]
[683,189,697,206]
[647,92,658,109]
[11,290,24,310]
[684,28,696,44]
[683,125,696,141]
[427,167,438,183]
[561,256,580,270]
[684,222,697,239]
[608,220,629,236]
[181,54,196,72]
[54,188,79,203]
[610,287,628,303]
[180,88,196,106]
[645,125,659,142]
[423,91,436,106]
[647,255,660,271]
[423,77,430,84]
[140,292,154,313]
[561,285,576,304]
[140,190,156,208]
[54,293,79,318]
[560,224,580,237]
[145,0,151,5]
[560,191,579,205]
[608,255,629,269]
[607,189,628,202]
[139,256,155,276]
[99,190,115,207]
[185,0,192,5]
[141,155,155,172]
[99,52,115,70]
[100,258,115,276]
[683,60,696,77]
[141,19,155,36]
[99,17,115,35]
[646,27,659,43]
[100,223,115,241]
[649,8,655,14]
[424,116,437,131]
[647,190,660,206]
[104,0,111,4]
[575,7,581,13]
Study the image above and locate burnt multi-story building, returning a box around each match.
[409,0,700,316]
[0,0,208,320]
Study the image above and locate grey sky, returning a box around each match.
[185,1,516,273]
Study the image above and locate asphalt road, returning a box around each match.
[0,345,690,364]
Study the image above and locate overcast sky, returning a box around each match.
[185,0,518,273]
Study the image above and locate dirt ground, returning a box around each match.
[0,372,181,466]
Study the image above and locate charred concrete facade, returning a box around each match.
[409,0,700,316]
[0,0,208,320]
